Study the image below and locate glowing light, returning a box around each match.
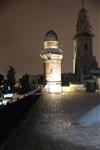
[2,99,11,105]
[44,41,59,49]
[3,93,13,98]
[62,84,86,93]
[48,82,61,93]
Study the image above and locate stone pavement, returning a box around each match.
[0,93,100,150]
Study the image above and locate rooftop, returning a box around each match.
[0,93,100,150]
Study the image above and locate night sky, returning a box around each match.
[0,0,100,79]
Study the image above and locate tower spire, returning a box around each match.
[82,0,84,8]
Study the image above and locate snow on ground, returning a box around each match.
[73,104,100,126]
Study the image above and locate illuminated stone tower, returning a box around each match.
[40,31,63,93]
[73,3,98,82]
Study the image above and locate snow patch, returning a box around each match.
[72,104,100,126]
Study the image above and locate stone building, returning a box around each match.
[73,6,98,82]
[40,31,63,93]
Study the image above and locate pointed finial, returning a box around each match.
[82,0,84,8]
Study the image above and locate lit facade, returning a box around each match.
[40,31,63,93]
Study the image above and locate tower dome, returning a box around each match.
[44,30,58,41]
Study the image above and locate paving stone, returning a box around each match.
[0,93,100,150]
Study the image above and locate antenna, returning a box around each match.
[82,0,84,8]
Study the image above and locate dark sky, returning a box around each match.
[0,0,100,79]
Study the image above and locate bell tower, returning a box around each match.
[40,31,63,93]
[73,1,98,82]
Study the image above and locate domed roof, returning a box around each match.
[44,30,58,41]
